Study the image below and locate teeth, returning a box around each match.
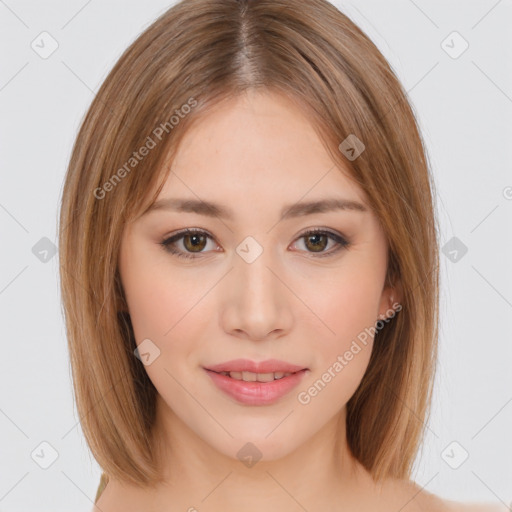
[219,371,293,382]
[242,371,258,382]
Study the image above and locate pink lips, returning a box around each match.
[203,359,309,406]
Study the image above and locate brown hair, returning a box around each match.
[59,0,439,488]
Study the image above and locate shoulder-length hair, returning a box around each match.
[59,0,439,487]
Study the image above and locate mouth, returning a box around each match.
[202,359,309,406]
[207,369,302,382]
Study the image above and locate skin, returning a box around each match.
[94,90,497,511]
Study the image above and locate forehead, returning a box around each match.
[157,90,368,210]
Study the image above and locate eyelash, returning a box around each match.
[159,228,350,260]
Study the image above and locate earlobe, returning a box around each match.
[377,281,403,321]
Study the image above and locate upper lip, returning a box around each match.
[204,359,308,374]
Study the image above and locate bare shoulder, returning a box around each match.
[380,478,510,512]
[385,479,449,511]
[441,496,511,512]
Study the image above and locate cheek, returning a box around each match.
[295,278,379,413]
[121,242,211,342]
[121,258,213,400]
[300,266,383,348]
[294,260,384,403]
[120,260,232,412]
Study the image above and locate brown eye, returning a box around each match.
[292,229,350,257]
[304,233,329,253]
[183,233,208,252]
[161,228,350,261]
[160,229,217,260]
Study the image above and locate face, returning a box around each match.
[118,90,396,463]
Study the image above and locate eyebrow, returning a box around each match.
[144,196,368,221]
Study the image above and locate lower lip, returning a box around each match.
[204,369,308,406]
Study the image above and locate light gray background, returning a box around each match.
[1,1,511,510]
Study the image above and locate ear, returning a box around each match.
[377,280,403,321]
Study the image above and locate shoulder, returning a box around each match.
[441,497,511,512]
[381,479,510,512]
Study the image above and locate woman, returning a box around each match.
[58,0,508,510]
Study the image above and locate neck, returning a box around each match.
[142,397,377,511]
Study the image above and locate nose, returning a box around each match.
[219,246,294,342]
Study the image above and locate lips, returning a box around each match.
[203,359,309,405]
